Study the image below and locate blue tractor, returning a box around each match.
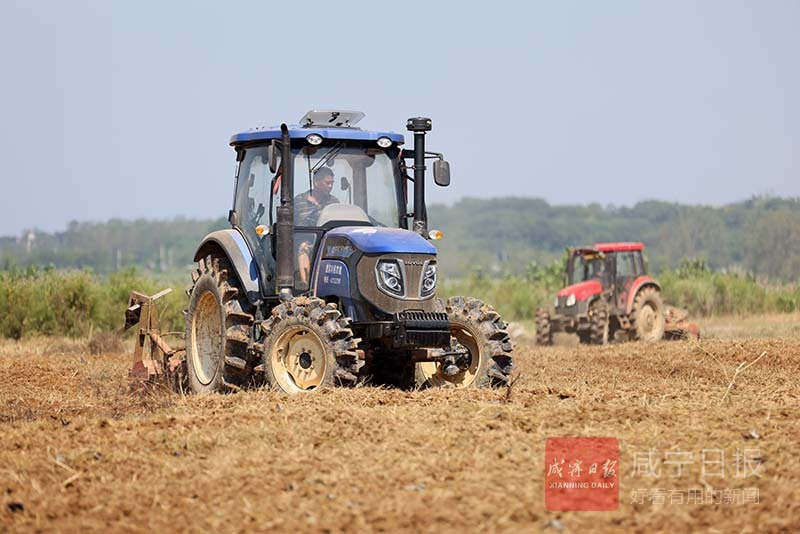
[184,111,513,393]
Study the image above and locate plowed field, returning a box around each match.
[1,318,799,532]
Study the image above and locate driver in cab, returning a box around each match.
[294,167,339,286]
[294,167,339,227]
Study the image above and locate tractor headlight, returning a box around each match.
[566,294,576,307]
[420,262,437,297]
[377,260,404,297]
[554,296,560,308]
[306,133,323,146]
[377,136,393,148]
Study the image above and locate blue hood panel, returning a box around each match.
[326,227,436,255]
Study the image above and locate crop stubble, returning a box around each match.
[1,332,798,533]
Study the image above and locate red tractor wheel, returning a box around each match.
[631,287,665,342]
[535,308,553,346]
[588,300,609,345]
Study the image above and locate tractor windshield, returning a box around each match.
[232,141,405,294]
[290,143,402,228]
[569,253,607,285]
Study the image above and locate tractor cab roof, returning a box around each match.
[229,109,405,146]
[572,242,645,255]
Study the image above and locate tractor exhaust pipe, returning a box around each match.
[275,124,294,300]
[407,117,432,235]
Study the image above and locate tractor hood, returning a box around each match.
[557,280,602,301]
[315,226,438,322]
[325,227,436,255]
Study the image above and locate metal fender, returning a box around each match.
[625,276,661,315]
[193,229,262,304]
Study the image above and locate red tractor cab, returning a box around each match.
[536,242,665,345]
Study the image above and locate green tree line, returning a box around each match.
[1,196,799,280]
[429,196,800,279]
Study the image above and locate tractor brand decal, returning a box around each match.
[326,244,354,258]
[317,260,350,297]
[324,262,343,277]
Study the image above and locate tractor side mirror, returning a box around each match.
[341,176,350,191]
[433,160,450,187]
[267,141,279,174]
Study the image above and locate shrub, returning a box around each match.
[442,258,799,321]
[1,258,797,338]
[0,266,185,339]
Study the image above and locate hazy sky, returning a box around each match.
[0,1,798,236]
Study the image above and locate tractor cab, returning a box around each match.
[232,132,404,293]
[227,111,450,297]
[559,242,648,315]
[567,249,609,286]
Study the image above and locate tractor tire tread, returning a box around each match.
[185,252,256,393]
[588,300,609,345]
[260,297,362,390]
[423,296,514,388]
[630,286,666,342]
[535,307,553,346]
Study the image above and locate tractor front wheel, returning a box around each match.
[260,297,360,393]
[631,287,665,342]
[415,297,513,388]
[589,300,609,345]
[535,308,553,346]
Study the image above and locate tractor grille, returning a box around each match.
[397,310,449,327]
[393,310,450,348]
[557,296,573,311]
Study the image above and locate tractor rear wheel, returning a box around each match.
[631,287,665,342]
[535,308,553,346]
[589,300,609,345]
[415,297,513,388]
[185,254,255,394]
[260,297,360,393]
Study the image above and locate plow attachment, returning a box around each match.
[664,305,701,341]
[124,289,185,389]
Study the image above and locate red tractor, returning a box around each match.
[536,242,668,345]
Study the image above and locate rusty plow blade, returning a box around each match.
[124,289,186,390]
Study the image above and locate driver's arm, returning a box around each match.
[297,241,311,284]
